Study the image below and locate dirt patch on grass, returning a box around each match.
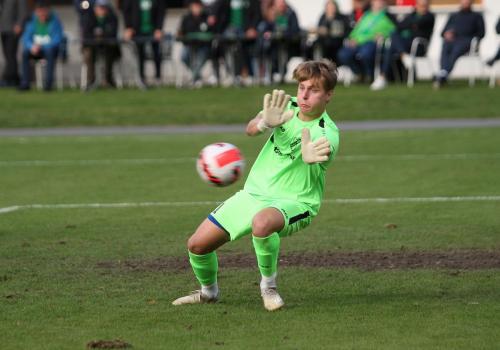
[86,339,132,349]
[97,249,500,272]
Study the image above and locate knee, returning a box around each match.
[252,214,273,238]
[187,235,209,255]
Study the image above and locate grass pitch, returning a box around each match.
[1,126,500,349]
[0,82,499,128]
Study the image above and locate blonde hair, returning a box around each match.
[293,60,338,92]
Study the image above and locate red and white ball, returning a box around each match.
[196,143,245,187]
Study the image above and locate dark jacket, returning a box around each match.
[258,7,300,38]
[210,0,261,33]
[22,12,63,51]
[82,7,119,41]
[74,0,96,28]
[0,0,28,33]
[497,17,500,34]
[317,13,350,39]
[121,0,166,34]
[398,10,435,41]
[178,11,213,39]
[441,8,485,40]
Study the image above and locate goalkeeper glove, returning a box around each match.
[301,128,331,164]
[257,89,295,132]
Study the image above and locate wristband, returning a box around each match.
[257,119,270,132]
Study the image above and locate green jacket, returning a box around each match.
[349,10,395,45]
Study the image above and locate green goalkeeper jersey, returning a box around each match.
[244,97,340,215]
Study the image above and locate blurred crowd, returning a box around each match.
[0,0,499,91]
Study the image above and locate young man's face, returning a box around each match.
[296,79,333,119]
[35,7,50,23]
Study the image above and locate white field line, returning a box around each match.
[1,153,500,167]
[1,196,500,215]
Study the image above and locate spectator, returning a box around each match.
[19,0,63,91]
[0,0,28,87]
[210,0,261,84]
[349,0,370,29]
[121,0,166,85]
[371,0,434,90]
[74,0,96,31]
[82,0,121,89]
[256,0,300,83]
[434,0,484,88]
[337,0,395,82]
[316,0,350,64]
[486,17,500,67]
[178,0,214,87]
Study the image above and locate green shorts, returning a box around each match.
[209,190,314,241]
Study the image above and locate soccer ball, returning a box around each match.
[196,142,245,187]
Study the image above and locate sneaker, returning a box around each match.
[172,290,218,306]
[261,288,284,311]
[370,76,387,91]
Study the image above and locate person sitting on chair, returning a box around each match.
[19,0,64,91]
[81,0,121,89]
[337,0,395,83]
[370,0,434,90]
[434,0,484,88]
[178,0,215,87]
[316,0,351,64]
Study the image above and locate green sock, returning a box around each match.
[252,233,280,277]
[188,251,218,286]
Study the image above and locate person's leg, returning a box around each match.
[0,33,8,82]
[487,47,500,66]
[20,48,32,89]
[172,218,229,305]
[337,45,360,75]
[151,40,162,79]
[437,40,454,83]
[135,41,146,81]
[251,207,285,311]
[187,219,229,295]
[252,208,284,279]
[1,32,21,85]
[445,38,471,74]
[193,45,210,83]
[357,41,377,80]
[103,46,117,87]
[42,46,58,91]
[82,46,96,86]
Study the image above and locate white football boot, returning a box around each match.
[261,288,285,311]
[370,76,387,91]
[172,290,218,306]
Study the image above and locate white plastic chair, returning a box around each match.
[457,36,482,87]
[403,37,433,88]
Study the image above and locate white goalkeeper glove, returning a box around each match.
[257,89,295,132]
[301,128,331,164]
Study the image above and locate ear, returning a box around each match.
[326,90,333,103]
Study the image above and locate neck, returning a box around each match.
[298,111,323,122]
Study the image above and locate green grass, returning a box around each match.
[1,127,500,349]
[1,82,499,128]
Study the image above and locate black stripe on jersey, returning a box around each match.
[319,118,325,128]
[289,211,310,225]
[270,134,274,143]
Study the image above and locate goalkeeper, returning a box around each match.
[173,60,340,311]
